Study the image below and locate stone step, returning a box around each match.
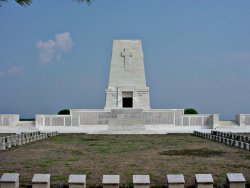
[108,118,145,130]
[108,125,146,130]
[111,109,143,118]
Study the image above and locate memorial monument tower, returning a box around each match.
[105,40,150,110]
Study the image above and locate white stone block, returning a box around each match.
[235,140,239,147]
[6,142,11,149]
[0,173,19,188]
[0,137,5,143]
[22,138,26,144]
[240,142,245,149]
[68,174,86,188]
[245,143,250,150]
[32,174,50,188]
[226,173,246,188]
[133,175,150,188]
[195,174,213,188]
[102,175,119,188]
[17,139,22,146]
[0,143,6,150]
[12,140,17,147]
[167,174,185,188]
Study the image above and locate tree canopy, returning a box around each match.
[58,109,70,115]
[0,0,91,6]
[184,108,198,115]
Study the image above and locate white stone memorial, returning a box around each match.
[68,174,86,188]
[133,175,150,188]
[102,175,120,188]
[32,174,50,188]
[167,174,185,188]
[226,173,246,188]
[0,173,19,188]
[105,40,150,110]
[195,174,213,188]
[1,39,250,134]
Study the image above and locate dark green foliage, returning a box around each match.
[16,0,32,6]
[184,108,198,114]
[58,109,70,115]
[0,0,91,7]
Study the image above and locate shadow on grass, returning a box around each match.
[158,148,225,157]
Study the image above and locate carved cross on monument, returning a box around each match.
[121,48,133,71]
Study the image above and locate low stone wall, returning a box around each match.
[70,109,186,126]
[2,112,250,133]
[182,114,213,126]
[34,109,216,132]
[193,130,250,151]
[36,115,73,127]
[0,173,247,188]
[0,131,58,150]
[71,109,111,125]
[141,109,184,125]
[0,115,19,126]
[37,109,187,127]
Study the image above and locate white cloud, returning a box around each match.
[7,66,24,76]
[0,66,24,78]
[55,32,73,51]
[36,32,73,64]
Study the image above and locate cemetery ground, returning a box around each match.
[0,134,250,187]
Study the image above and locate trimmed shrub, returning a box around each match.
[184,108,198,114]
[58,109,70,115]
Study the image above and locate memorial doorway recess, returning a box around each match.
[122,92,133,108]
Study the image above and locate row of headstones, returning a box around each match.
[211,130,250,143]
[0,173,247,188]
[0,131,58,150]
[193,131,250,151]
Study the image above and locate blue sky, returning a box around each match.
[0,0,250,119]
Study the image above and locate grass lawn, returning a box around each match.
[0,134,249,187]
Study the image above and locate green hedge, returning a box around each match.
[184,108,198,114]
[58,109,70,115]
